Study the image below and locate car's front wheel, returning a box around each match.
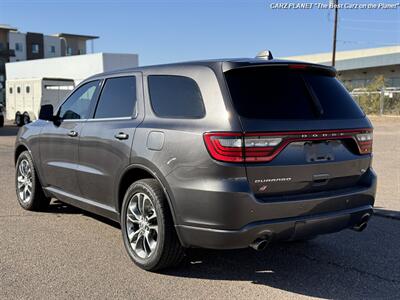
[15,151,50,211]
[121,179,184,271]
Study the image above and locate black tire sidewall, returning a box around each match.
[121,181,167,270]
[15,114,22,127]
[15,151,38,210]
[23,114,30,125]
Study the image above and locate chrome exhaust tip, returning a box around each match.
[352,213,371,232]
[250,238,270,251]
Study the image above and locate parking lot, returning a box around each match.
[0,117,399,299]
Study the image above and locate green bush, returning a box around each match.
[342,75,400,115]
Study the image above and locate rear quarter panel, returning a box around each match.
[131,65,247,226]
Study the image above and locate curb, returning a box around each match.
[373,209,400,221]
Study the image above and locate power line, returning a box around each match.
[340,18,400,24]
[338,40,400,46]
[340,25,400,33]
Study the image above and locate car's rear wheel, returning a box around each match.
[121,179,184,271]
[15,151,50,211]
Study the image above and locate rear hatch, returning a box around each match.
[223,63,373,197]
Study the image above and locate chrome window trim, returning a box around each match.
[86,116,134,122]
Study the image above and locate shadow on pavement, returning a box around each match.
[0,125,19,137]
[374,207,400,220]
[46,199,120,229]
[44,200,400,298]
[162,238,399,299]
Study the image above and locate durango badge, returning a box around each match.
[254,177,292,184]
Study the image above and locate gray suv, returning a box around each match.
[14,59,376,271]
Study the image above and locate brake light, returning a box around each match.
[203,133,244,162]
[204,129,372,163]
[288,64,308,69]
[355,132,373,154]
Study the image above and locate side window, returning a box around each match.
[148,75,205,118]
[26,86,30,93]
[17,86,21,94]
[9,87,13,94]
[94,76,136,119]
[59,80,100,120]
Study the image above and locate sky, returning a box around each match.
[1,0,399,66]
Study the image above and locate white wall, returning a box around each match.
[5,52,139,84]
[102,53,139,73]
[8,31,26,62]
[43,35,61,58]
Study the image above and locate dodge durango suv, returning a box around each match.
[14,58,377,271]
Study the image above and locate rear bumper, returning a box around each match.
[176,205,373,249]
[171,169,376,249]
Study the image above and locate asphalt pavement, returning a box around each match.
[1,119,399,300]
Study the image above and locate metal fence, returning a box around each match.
[351,88,400,115]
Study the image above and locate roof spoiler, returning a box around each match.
[222,61,337,77]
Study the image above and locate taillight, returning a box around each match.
[203,133,244,162]
[204,129,372,163]
[243,136,283,162]
[355,132,373,154]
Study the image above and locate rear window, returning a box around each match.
[94,76,136,119]
[225,67,364,119]
[148,75,205,118]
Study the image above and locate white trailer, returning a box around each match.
[5,52,139,125]
[6,78,74,125]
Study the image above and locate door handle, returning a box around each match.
[114,132,129,140]
[68,130,78,137]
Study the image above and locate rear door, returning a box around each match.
[39,80,101,197]
[77,74,144,210]
[224,65,373,197]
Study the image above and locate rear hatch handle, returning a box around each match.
[312,173,330,186]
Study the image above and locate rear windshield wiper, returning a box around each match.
[301,75,324,117]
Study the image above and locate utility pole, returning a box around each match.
[331,0,339,66]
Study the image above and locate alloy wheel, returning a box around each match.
[126,192,159,259]
[17,159,33,203]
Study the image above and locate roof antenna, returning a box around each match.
[256,50,273,60]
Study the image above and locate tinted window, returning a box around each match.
[94,76,136,119]
[148,75,205,118]
[59,80,100,120]
[305,75,364,119]
[225,67,364,119]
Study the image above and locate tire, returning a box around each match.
[15,151,50,211]
[121,179,184,271]
[0,115,4,127]
[22,113,30,125]
[15,113,22,127]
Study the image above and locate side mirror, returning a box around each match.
[39,104,54,121]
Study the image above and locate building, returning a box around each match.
[6,52,139,84]
[285,46,400,89]
[5,52,139,122]
[0,24,98,104]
